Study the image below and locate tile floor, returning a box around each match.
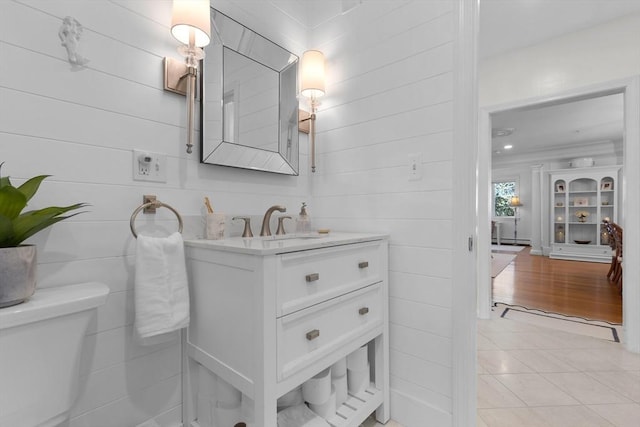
[364,311,639,427]
[478,312,640,427]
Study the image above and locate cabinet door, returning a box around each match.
[568,178,597,245]
[552,179,567,243]
[599,176,616,245]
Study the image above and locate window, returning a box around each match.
[493,180,516,216]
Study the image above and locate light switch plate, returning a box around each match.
[408,152,423,181]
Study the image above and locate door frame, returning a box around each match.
[452,0,479,426]
[476,76,640,353]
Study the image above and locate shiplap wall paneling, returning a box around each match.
[1,0,311,425]
[308,1,456,425]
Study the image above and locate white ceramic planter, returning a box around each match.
[0,245,36,308]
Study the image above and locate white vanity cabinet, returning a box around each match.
[184,233,389,427]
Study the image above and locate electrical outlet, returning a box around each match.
[132,149,167,182]
[408,152,422,181]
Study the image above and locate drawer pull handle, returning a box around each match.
[358,261,369,269]
[359,307,369,315]
[306,329,320,340]
[306,273,320,282]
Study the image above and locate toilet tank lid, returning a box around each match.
[0,282,109,330]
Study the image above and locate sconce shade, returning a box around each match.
[509,196,522,207]
[300,50,326,99]
[171,0,211,47]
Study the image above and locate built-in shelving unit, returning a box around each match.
[550,166,620,262]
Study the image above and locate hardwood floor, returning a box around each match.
[492,246,622,324]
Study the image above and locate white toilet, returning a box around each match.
[0,282,109,427]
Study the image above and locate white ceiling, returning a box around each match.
[491,93,624,156]
[479,0,640,60]
[480,0,636,161]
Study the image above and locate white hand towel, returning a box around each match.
[277,404,330,427]
[135,232,189,339]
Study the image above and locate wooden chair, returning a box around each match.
[602,220,617,279]
[610,222,623,292]
[603,219,623,292]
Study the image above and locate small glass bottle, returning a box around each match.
[295,202,311,233]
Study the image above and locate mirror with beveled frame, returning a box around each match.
[200,8,299,175]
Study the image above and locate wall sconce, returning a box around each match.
[164,0,211,154]
[299,50,326,173]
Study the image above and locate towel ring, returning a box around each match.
[130,200,184,238]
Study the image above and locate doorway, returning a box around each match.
[489,92,624,323]
[477,78,640,353]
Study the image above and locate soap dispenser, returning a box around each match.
[295,202,311,233]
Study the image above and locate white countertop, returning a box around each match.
[184,231,388,255]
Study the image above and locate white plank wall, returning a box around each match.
[1,0,463,425]
[479,13,640,107]
[1,1,310,426]
[308,1,457,425]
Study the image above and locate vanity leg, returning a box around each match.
[374,333,390,422]
[255,259,279,427]
[254,391,277,427]
[376,242,390,423]
[182,332,197,427]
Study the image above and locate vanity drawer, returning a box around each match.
[276,241,382,316]
[276,283,382,380]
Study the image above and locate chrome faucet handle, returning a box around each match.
[232,216,253,238]
[276,216,292,236]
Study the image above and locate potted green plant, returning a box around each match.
[0,163,86,307]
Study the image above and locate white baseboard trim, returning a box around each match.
[390,388,451,427]
[529,249,543,256]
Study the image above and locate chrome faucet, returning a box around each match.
[260,205,286,236]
